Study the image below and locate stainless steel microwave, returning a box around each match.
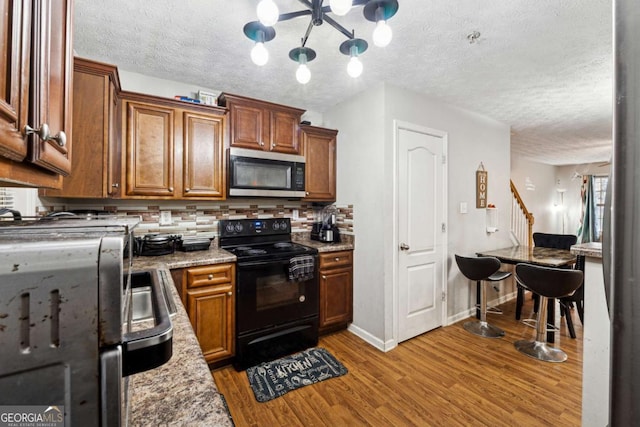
[228,147,306,198]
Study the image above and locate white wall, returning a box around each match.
[510,155,560,234]
[511,156,611,237]
[324,83,512,346]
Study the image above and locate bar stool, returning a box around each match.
[455,255,512,338]
[513,263,584,362]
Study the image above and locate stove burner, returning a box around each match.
[245,249,267,255]
[274,242,293,249]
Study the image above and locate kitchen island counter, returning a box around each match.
[127,267,233,426]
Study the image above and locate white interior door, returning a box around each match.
[396,122,447,343]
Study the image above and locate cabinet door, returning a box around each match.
[124,101,175,197]
[29,0,73,175]
[0,0,30,162]
[270,109,300,154]
[228,102,265,150]
[302,126,337,201]
[319,266,353,331]
[182,111,225,198]
[186,284,235,363]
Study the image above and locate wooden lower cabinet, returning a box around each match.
[318,250,353,334]
[181,263,235,364]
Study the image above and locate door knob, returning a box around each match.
[400,243,410,251]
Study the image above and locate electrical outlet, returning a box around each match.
[159,211,172,225]
[292,209,299,220]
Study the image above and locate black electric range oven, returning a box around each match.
[219,218,319,370]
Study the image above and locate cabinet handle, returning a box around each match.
[111,183,119,189]
[322,275,327,280]
[305,191,310,196]
[185,188,190,193]
[50,130,67,147]
[259,141,265,146]
[335,257,340,262]
[271,142,276,149]
[227,291,233,296]
[23,123,51,141]
[23,124,66,147]
[208,274,214,280]
[168,187,174,192]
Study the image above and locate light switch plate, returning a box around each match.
[460,202,468,214]
[159,211,172,225]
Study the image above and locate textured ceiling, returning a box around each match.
[73,0,613,166]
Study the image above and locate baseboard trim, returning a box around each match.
[347,324,397,352]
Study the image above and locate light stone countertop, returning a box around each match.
[127,267,234,427]
[571,242,603,259]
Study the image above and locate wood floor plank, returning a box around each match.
[212,297,582,426]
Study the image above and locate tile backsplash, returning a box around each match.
[37,199,354,238]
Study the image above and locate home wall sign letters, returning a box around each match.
[476,163,488,208]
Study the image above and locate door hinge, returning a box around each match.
[442,291,446,302]
[442,223,446,232]
[442,155,446,164]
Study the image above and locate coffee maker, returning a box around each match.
[311,206,341,243]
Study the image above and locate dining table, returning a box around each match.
[475,245,577,343]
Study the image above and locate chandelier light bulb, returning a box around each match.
[251,42,269,66]
[372,20,393,47]
[329,0,352,16]
[257,0,279,27]
[347,56,363,78]
[296,63,311,84]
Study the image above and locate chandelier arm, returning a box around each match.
[322,13,355,39]
[277,9,312,22]
[301,19,315,47]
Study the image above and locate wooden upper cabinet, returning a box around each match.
[301,125,337,201]
[121,92,227,200]
[40,58,121,198]
[182,111,225,198]
[29,0,73,175]
[219,92,304,154]
[0,0,72,188]
[0,0,30,162]
[125,101,175,197]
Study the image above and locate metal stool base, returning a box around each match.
[514,340,567,362]
[463,321,505,338]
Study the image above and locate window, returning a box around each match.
[593,175,608,241]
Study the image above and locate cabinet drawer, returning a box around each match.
[186,264,235,289]
[319,251,353,269]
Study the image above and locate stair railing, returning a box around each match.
[510,180,535,247]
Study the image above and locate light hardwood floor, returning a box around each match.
[212,297,582,426]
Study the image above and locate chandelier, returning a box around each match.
[243,0,399,84]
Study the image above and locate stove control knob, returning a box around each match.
[272,222,280,230]
[280,221,287,230]
[299,295,306,303]
[234,223,243,233]
[225,223,235,233]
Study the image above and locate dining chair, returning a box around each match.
[515,232,578,321]
[455,255,512,338]
[559,254,586,338]
[513,263,583,362]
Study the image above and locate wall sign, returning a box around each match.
[476,163,488,208]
